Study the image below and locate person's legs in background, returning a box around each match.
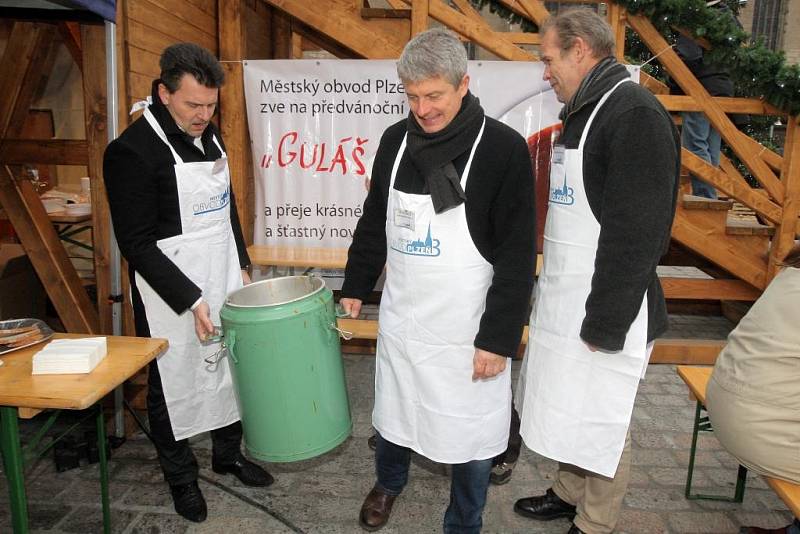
[443,457,493,534]
[491,404,521,485]
[682,111,719,199]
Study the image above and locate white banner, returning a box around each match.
[243,60,638,250]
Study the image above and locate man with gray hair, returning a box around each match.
[514,8,679,534]
[341,27,535,532]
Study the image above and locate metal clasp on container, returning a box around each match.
[330,323,353,340]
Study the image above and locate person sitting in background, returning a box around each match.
[706,242,800,534]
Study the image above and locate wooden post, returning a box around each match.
[0,167,100,334]
[767,114,800,280]
[0,23,42,136]
[411,0,429,36]
[607,2,626,61]
[272,7,293,59]
[218,0,253,245]
[81,23,113,335]
[292,31,303,59]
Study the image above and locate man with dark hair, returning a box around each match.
[341,27,535,533]
[514,9,679,534]
[104,42,272,523]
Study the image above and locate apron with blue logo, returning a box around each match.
[133,107,242,441]
[373,119,512,463]
[517,79,650,477]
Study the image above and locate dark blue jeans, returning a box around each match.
[374,433,493,534]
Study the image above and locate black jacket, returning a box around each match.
[559,81,680,351]
[342,116,536,358]
[103,81,250,333]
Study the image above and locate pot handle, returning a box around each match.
[226,330,238,364]
[206,325,224,344]
[335,303,351,318]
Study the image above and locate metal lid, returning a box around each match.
[225,275,326,308]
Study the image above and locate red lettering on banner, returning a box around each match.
[263,131,369,176]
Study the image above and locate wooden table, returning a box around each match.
[0,334,168,533]
[0,208,92,251]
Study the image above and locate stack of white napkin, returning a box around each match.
[32,337,107,375]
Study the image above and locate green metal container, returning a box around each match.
[219,275,352,462]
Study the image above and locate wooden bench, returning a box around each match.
[676,366,747,502]
[248,245,730,363]
[676,365,800,516]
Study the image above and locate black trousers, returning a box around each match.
[147,359,243,486]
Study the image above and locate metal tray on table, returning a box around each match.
[0,318,54,358]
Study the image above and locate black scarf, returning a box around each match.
[559,57,630,125]
[405,91,484,213]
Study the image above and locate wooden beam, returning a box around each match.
[512,0,549,26]
[649,339,725,365]
[656,95,785,116]
[607,2,626,60]
[337,317,726,364]
[682,149,782,225]
[57,22,83,71]
[0,166,99,333]
[768,115,800,279]
[0,23,44,137]
[360,8,410,19]
[293,22,360,59]
[81,23,113,335]
[266,0,406,59]
[660,277,760,301]
[219,0,253,247]
[671,203,768,289]
[411,0,429,36]
[0,139,89,165]
[505,32,541,45]
[291,31,303,58]
[629,14,782,206]
[427,0,537,61]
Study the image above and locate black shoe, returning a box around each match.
[170,481,207,522]
[212,454,275,487]
[514,488,576,521]
[568,524,586,534]
[367,434,377,451]
[490,460,516,485]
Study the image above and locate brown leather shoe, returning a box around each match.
[358,486,397,531]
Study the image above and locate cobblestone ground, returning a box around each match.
[0,317,793,533]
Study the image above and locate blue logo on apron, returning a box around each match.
[390,223,441,257]
[550,176,575,205]
[193,187,231,215]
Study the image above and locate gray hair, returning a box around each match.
[160,43,225,93]
[396,27,467,87]
[541,8,615,58]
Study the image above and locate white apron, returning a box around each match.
[373,120,511,464]
[134,108,242,441]
[517,79,649,477]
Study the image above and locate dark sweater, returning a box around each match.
[342,116,536,358]
[560,81,680,351]
[103,81,250,326]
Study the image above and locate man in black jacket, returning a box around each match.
[340,28,535,533]
[514,9,679,534]
[104,43,271,523]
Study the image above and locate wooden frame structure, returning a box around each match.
[2,0,797,346]
[0,19,110,335]
[227,0,798,304]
